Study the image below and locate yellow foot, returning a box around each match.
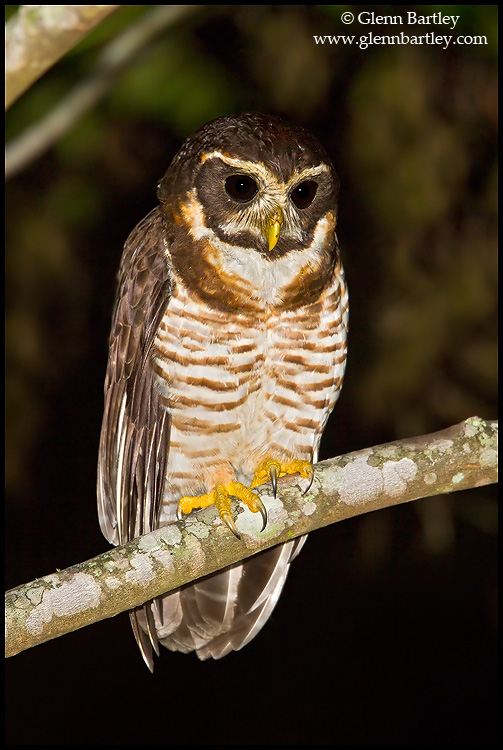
[251,458,314,496]
[177,481,267,539]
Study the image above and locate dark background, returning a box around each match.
[6,5,497,745]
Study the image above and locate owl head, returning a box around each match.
[157,113,339,259]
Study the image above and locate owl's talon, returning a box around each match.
[176,481,267,535]
[269,464,278,499]
[222,512,241,540]
[302,471,315,495]
[256,496,268,531]
[251,457,314,498]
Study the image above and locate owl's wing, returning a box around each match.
[97,207,172,669]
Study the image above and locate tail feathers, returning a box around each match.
[129,605,159,672]
[152,537,306,660]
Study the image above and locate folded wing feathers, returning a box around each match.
[97,209,172,662]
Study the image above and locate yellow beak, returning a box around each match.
[265,206,284,251]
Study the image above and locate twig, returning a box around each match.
[5,417,497,659]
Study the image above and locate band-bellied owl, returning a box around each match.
[97,113,348,669]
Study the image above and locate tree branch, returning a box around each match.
[5,5,203,179]
[5,5,121,110]
[5,416,498,659]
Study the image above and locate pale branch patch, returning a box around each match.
[5,417,497,659]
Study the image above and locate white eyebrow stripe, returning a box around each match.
[200,150,331,191]
[200,151,273,184]
[287,164,331,187]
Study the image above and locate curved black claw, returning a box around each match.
[301,469,315,496]
[269,464,278,499]
[222,512,242,540]
[256,496,268,532]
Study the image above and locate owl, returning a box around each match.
[97,113,348,669]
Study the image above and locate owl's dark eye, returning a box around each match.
[290,180,318,209]
[225,174,258,203]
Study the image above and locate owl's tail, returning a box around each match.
[133,535,306,666]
